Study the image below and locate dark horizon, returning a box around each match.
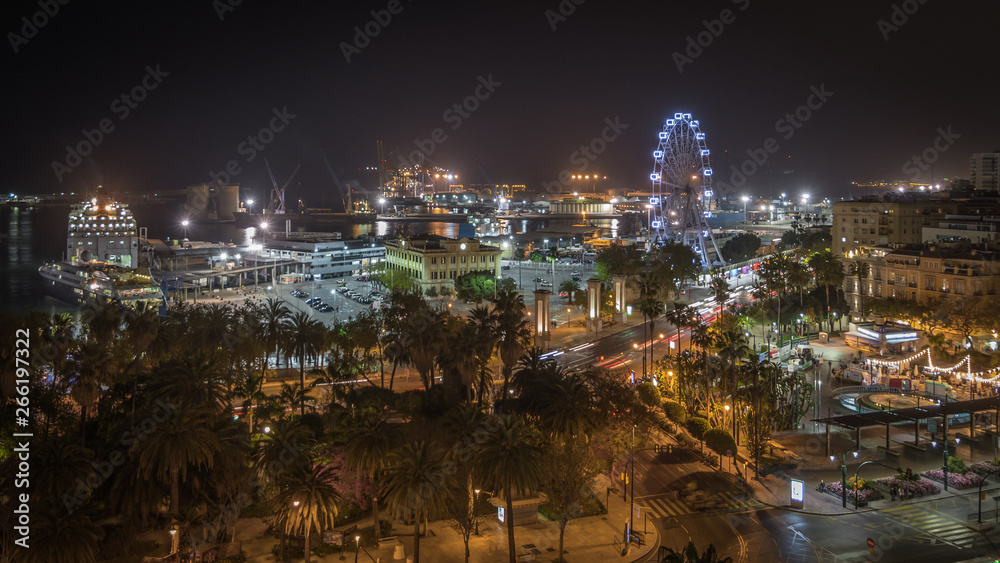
[3,0,999,204]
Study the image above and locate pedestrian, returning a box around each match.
[819,479,825,492]
[890,485,897,501]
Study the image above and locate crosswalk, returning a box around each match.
[641,495,691,518]
[880,504,981,549]
[640,492,765,519]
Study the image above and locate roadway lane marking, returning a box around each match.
[880,504,980,550]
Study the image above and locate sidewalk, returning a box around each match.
[234,474,660,562]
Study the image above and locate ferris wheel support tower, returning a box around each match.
[648,113,723,270]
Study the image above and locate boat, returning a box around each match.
[38,198,165,309]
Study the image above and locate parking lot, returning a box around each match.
[244,257,601,325]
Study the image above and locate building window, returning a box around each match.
[451,256,456,264]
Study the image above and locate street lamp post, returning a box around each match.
[247,198,254,214]
[474,489,481,535]
[830,451,859,508]
[181,219,189,240]
[742,196,749,223]
[354,535,361,563]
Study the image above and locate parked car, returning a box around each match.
[571,271,581,276]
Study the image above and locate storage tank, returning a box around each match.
[216,184,240,220]
[185,185,211,221]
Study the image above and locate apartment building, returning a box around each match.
[831,198,958,257]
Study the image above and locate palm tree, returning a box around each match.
[284,311,326,416]
[807,250,845,332]
[557,280,580,304]
[382,441,454,563]
[260,297,291,369]
[636,272,663,378]
[442,404,488,563]
[254,418,314,483]
[660,541,733,563]
[147,353,228,413]
[133,401,220,520]
[664,303,693,361]
[401,309,446,390]
[13,502,105,563]
[475,416,545,563]
[124,302,161,424]
[70,341,113,447]
[274,462,343,563]
[33,441,94,500]
[343,411,402,544]
[848,259,871,319]
[492,289,531,408]
[467,305,498,405]
[786,261,811,309]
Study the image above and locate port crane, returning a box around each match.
[265,158,300,214]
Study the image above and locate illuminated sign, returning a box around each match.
[857,327,880,340]
[497,506,505,523]
[886,332,918,340]
[626,305,633,315]
[790,479,804,508]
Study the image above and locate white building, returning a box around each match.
[258,234,384,278]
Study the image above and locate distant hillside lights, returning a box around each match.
[7,0,70,54]
[50,65,170,182]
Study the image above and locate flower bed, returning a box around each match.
[875,476,939,497]
[823,481,882,506]
[969,461,1000,477]
[923,468,984,489]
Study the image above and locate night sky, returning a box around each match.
[4,0,998,204]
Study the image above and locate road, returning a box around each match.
[630,444,1000,562]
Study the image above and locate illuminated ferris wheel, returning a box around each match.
[649,112,723,268]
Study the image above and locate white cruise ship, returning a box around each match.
[38,198,164,309]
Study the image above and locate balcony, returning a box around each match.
[908,283,917,288]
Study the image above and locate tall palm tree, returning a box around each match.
[133,401,220,520]
[848,259,871,319]
[343,411,402,544]
[442,404,487,563]
[123,302,161,424]
[284,311,326,416]
[260,297,291,369]
[636,272,663,378]
[70,341,113,447]
[664,302,693,361]
[807,250,845,332]
[382,441,454,563]
[401,309,446,390]
[492,289,531,409]
[475,416,545,563]
[468,305,498,405]
[786,261,811,309]
[274,462,342,563]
